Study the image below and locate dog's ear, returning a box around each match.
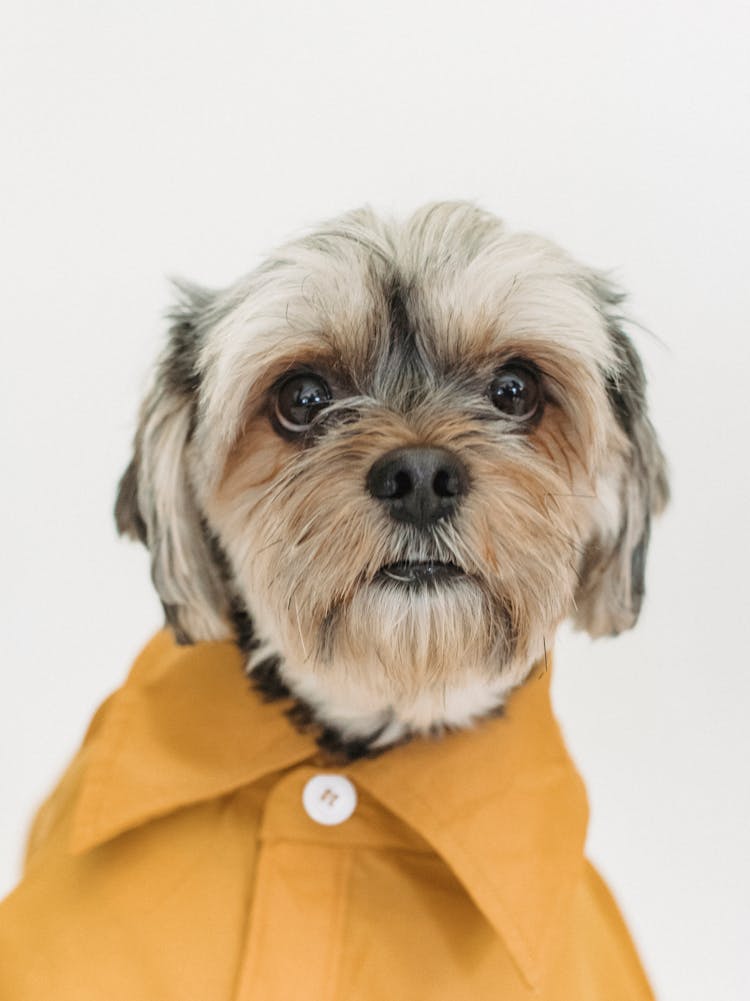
[115,283,232,644]
[572,278,669,637]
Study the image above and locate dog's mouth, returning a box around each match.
[374,560,466,587]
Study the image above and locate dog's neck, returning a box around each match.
[242,633,532,760]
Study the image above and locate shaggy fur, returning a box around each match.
[116,203,668,752]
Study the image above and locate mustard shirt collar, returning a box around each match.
[70,630,588,990]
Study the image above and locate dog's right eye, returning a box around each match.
[273,373,332,433]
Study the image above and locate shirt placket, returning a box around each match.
[233,768,355,1001]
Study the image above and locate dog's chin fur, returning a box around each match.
[240,577,547,748]
[116,202,668,756]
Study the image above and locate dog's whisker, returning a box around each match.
[256,536,284,555]
[293,598,310,662]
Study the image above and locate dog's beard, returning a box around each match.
[314,576,513,697]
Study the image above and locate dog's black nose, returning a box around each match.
[366,447,468,527]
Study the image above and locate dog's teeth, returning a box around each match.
[383,569,415,582]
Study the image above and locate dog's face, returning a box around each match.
[116,203,668,743]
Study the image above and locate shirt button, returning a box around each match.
[302,774,357,825]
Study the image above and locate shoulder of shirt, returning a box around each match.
[22,631,182,868]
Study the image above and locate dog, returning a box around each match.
[0,203,668,999]
[115,200,668,758]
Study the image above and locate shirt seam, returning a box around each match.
[323,847,354,1001]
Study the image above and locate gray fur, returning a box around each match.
[572,276,669,636]
[115,285,234,643]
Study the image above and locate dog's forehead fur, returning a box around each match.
[197,203,617,467]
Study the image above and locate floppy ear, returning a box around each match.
[572,279,669,637]
[115,284,233,644]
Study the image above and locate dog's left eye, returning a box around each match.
[273,373,332,433]
[488,362,542,421]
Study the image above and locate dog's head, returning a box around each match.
[116,203,668,743]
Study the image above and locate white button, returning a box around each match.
[302,774,357,826]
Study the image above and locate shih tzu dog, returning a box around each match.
[115,201,668,759]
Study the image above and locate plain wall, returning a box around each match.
[2,2,749,998]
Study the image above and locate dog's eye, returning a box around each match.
[274,373,332,432]
[489,363,542,420]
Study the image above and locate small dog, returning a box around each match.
[116,201,668,758]
[0,204,668,998]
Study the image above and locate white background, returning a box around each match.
[2,2,749,997]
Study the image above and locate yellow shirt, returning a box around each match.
[0,631,654,999]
